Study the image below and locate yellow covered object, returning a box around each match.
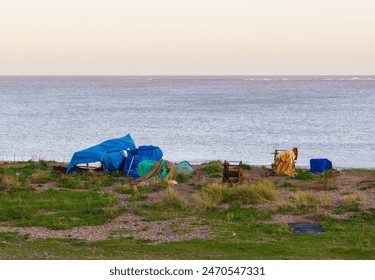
[274,150,297,176]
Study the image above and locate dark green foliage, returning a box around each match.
[175,173,192,183]
[242,164,252,170]
[319,169,335,179]
[209,173,222,178]
[202,161,222,175]
[295,170,314,180]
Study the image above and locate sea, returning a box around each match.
[0,76,374,169]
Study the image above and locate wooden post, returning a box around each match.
[238,161,243,184]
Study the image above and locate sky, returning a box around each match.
[0,0,374,75]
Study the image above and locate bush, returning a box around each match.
[243,164,252,170]
[209,173,222,178]
[295,170,314,180]
[202,161,222,175]
[318,170,336,190]
[175,173,192,183]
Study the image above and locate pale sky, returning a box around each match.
[1,0,374,75]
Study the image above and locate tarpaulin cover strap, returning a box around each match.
[66,134,136,173]
[310,158,332,173]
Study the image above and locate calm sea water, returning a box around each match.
[0,76,374,168]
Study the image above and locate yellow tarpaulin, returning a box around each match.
[273,149,297,176]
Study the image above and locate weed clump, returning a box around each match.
[317,170,336,190]
[276,191,320,215]
[342,194,362,206]
[228,180,277,205]
[242,164,252,170]
[0,175,20,191]
[175,173,192,183]
[195,180,277,211]
[30,170,48,184]
[295,170,314,181]
[209,173,222,178]
[202,161,222,175]
[279,182,299,191]
[157,187,188,210]
[194,183,227,211]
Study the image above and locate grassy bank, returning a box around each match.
[1,160,375,259]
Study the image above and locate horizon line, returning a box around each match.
[1,74,374,77]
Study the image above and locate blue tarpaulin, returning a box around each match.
[66,134,136,173]
[310,158,332,174]
[124,145,163,177]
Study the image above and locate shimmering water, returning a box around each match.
[0,76,374,168]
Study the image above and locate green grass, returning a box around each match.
[115,184,153,195]
[58,172,116,190]
[2,208,375,259]
[1,161,375,259]
[0,161,58,189]
[0,189,122,229]
[344,168,375,174]
[279,182,299,191]
[208,173,222,178]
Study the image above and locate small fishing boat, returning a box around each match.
[76,161,102,170]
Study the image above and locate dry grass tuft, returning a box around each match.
[194,180,277,211]
[30,170,48,184]
[157,187,189,209]
[0,174,20,190]
[342,194,362,206]
[229,180,277,205]
[194,183,227,211]
[276,191,320,214]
